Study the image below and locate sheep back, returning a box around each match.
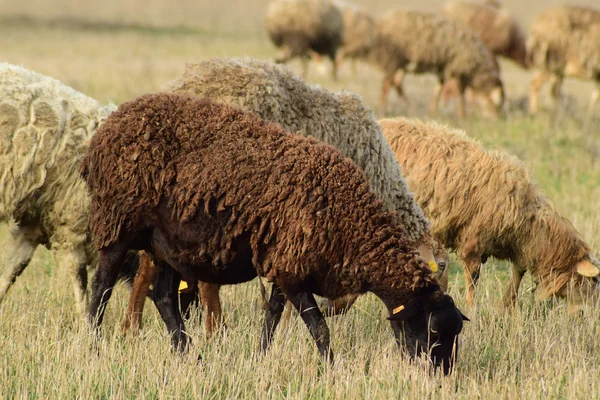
[0,63,115,245]
[163,57,430,245]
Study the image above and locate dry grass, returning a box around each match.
[1,0,599,398]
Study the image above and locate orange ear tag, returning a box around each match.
[178,281,189,293]
[393,305,405,314]
[428,260,439,273]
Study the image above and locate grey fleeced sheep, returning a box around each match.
[83,93,467,374]
[442,1,527,68]
[380,118,600,314]
[528,5,600,114]
[265,0,343,79]
[346,9,504,118]
[0,63,116,314]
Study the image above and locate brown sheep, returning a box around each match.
[333,1,376,73]
[442,1,527,68]
[528,5,600,114]
[265,0,343,79]
[349,9,504,118]
[82,93,467,374]
[379,117,599,313]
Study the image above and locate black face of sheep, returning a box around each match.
[388,292,468,375]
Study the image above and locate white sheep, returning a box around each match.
[0,63,116,314]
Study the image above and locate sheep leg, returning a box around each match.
[392,69,411,107]
[0,224,39,304]
[321,293,359,317]
[549,74,563,107]
[199,282,224,337]
[430,80,444,116]
[122,252,157,334]
[379,76,393,117]
[328,52,338,81]
[89,240,130,329]
[287,291,333,362]
[457,84,467,119]
[151,262,188,352]
[54,244,89,315]
[502,264,526,308]
[260,283,286,352]
[529,71,550,114]
[462,257,481,307]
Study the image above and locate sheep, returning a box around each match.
[527,6,600,114]
[332,1,376,74]
[0,62,117,314]
[82,92,467,374]
[118,57,447,335]
[347,9,504,118]
[442,1,527,68]
[379,117,600,313]
[265,0,343,80]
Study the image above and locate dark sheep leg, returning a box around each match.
[89,240,130,329]
[287,291,333,363]
[260,283,287,352]
[151,262,188,352]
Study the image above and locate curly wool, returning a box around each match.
[528,6,600,80]
[163,57,431,246]
[82,93,437,301]
[380,118,593,298]
[265,0,343,58]
[0,62,115,249]
[442,1,527,68]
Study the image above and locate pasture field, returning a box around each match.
[1,0,599,398]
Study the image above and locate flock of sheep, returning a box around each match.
[267,1,600,118]
[0,0,599,378]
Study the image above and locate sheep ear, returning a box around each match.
[576,260,600,277]
[460,311,470,322]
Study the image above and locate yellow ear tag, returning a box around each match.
[178,281,189,293]
[393,305,405,314]
[428,260,439,273]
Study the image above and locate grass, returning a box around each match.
[1,0,600,398]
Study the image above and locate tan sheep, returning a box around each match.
[265,0,343,79]
[349,9,504,118]
[379,117,599,313]
[442,1,527,68]
[528,5,600,114]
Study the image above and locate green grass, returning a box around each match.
[1,0,600,398]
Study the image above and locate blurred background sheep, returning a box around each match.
[527,5,600,114]
[265,0,343,79]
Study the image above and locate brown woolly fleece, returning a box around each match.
[380,118,598,309]
[82,93,438,304]
[443,1,527,68]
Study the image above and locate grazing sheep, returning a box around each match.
[348,9,504,118]
[442,1,527,68]
[380,118,600,313]
[333,1,376,73]
[123,58,448,337]
[147,58,446,328]
[0,63,116,314]
[82,93,467,373]
[265,0,343,79]
[527,5,600,114]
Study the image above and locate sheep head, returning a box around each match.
[388,289,468,375]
